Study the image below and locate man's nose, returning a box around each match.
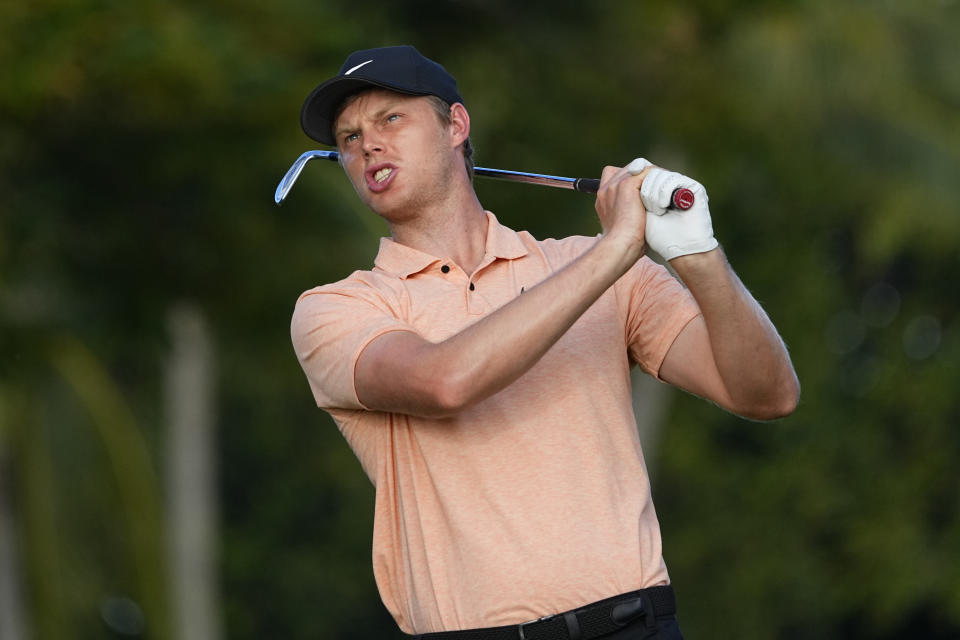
[362,131,385,155]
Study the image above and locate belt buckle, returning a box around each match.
[518,614,554,640]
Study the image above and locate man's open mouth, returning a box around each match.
[366,163,398,192]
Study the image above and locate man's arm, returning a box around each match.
[355,162,799,421]
[659,248,800,420]
[355,232,641,417]
[355,166,654,418]
[627,159,799,420]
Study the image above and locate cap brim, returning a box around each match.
[300,76,432,146]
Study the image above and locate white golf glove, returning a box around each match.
[626,158,719,261]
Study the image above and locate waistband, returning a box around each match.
[413,584,676,640]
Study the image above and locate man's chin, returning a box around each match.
[362,193,416,224]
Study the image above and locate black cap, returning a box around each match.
[300,45,464,146]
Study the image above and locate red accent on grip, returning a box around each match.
[671,188,695,210]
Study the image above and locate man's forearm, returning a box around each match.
[670,248,800,417]
[355,233,640,416]
[426,234,641,411]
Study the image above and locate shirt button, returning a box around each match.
[469,283,475,291]
[441,265,450,273]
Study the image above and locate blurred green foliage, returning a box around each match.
[1,0,959,638]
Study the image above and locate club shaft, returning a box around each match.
[274,150,599,204]
[275,150,693,209]
[473,167,600,193]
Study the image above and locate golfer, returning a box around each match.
[291,45,799,640]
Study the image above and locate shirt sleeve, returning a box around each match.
[618,256,701,379]
[291,276,416,410]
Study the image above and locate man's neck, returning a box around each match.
[388,186,489,275]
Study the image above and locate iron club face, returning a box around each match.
[274,150,340,204]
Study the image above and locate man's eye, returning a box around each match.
[344,133,359,143]
[386,114,400,123]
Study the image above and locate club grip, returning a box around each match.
[670,187,695,210]
[574,179,695,211]
[573,178,601,193]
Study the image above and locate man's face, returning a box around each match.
[333,89,459,221]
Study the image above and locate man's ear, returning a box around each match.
[448,102,470,148]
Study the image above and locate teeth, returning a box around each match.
[374,168,392,183]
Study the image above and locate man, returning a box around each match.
[291,45,799,639]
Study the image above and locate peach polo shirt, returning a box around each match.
[291,212,700,634]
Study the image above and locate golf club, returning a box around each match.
[274,149,695,210]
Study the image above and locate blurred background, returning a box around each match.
[2,1,959,638]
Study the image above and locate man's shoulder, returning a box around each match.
[295,267,404,306]
[522,231,599,263]
[536,232,599,249]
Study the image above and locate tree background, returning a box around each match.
[2,1,959,638]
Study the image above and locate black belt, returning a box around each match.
[413,585,676,640]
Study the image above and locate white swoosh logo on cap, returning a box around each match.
[344,60,374,75]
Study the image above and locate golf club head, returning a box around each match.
[274,150,339,204]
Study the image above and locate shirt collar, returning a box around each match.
[373,211,529,279]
